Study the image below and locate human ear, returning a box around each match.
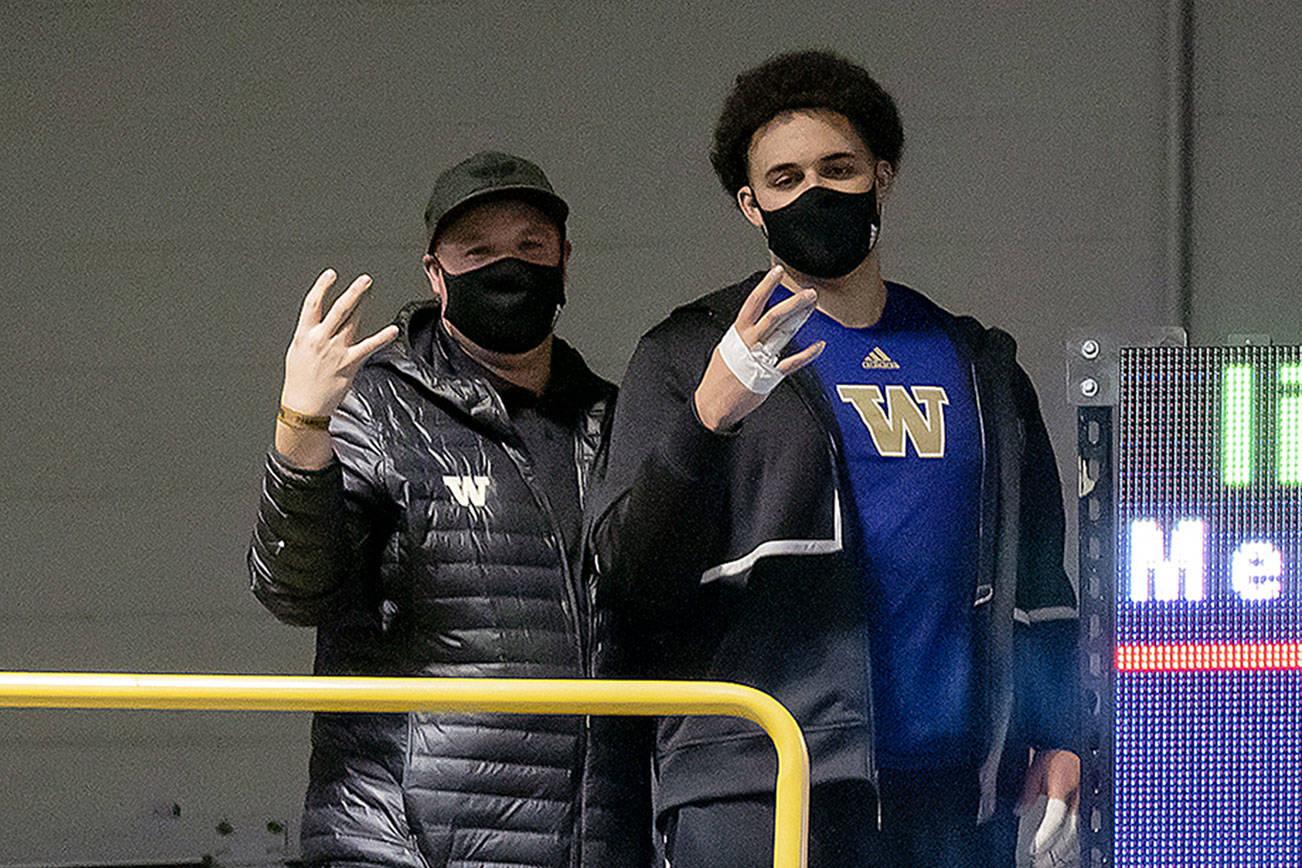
[422,253,446,302]
[737,186,765,229]
[875,163,896,200]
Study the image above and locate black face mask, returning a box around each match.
[440,256,565,353]
[758,185,880,280]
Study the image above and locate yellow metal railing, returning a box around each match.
[0,672,809,867]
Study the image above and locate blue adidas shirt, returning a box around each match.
[775,281,983,768]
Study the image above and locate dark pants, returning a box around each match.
[663,774,1017,867]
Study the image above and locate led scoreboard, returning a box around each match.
[1113,346,1302,865]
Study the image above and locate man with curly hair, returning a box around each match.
[590,51,1080,866]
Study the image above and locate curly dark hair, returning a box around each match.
[710,50,904,198]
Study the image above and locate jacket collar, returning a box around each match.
[682,270,1015,365]
[367,299,611,436]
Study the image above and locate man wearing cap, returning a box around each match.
[249,152,643,867]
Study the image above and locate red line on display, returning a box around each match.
[1116,642,1302,671]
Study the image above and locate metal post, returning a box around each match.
[1077,405,1116,867]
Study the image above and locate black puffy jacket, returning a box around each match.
[249,300,639,867]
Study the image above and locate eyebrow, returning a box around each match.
[443,218,557,249]
[443,225,486,246]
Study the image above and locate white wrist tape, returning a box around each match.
[716,298,814,395]
[718,325,786,395]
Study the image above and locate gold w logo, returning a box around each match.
[836,384,949,458]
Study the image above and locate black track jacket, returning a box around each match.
[590,273,1079,822]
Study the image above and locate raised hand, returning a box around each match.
[693,265,825,431]
[275,268,398,468]
[281,269,399,416]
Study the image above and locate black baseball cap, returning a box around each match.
[423,151,569,247]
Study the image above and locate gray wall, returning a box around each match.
[0,0,1296,860]
[1192,1,1302,343]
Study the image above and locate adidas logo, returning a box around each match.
[861,347,900,370]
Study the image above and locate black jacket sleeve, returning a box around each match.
[1010,363,1081,753]
[247,384,393,626]
[587,318,737,617]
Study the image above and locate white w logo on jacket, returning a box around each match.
[442,475,490,507]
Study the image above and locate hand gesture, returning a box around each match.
[280,268,399,417]
[693,265,824,431]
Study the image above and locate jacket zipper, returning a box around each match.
[571,422,594,677]
[971,361,990,587]
[571,423,594,868]
[709,295,886,826]
[556,439,589,676]
[786,371,881,827]
[969,359,996,817]
[831,413,882,830]
[504,425,589,676]
[515,436,595,868]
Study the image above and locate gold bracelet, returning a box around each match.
[277,404,331,431]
